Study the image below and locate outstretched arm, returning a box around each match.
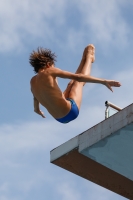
[51,68,121,92]
[33,96,45,118]
[75,74,121,92]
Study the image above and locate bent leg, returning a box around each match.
[64,45,95,98]
[75,45,95,74]
[63,49,86,97]
[66,44,95,110]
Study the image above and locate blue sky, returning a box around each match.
[0,0,133,199]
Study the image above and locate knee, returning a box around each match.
[67,80,74,87]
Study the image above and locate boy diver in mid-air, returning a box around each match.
[30,44,121,124]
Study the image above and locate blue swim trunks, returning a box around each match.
[56,98,79,124]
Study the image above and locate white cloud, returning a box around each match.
[65,29,85,52]
[113,66,133,106]
[84,181,126,200]
[96,66,133,108]
[0,108,103,156]
[76,0,129,50]
[0,0,66,52]
[0,182,9,193]
[0,0,131,53]
[57,182,81,200]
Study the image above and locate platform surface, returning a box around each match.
[50,103,133,199]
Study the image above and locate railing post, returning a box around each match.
[105,104,109,119]
[105,101,122,119]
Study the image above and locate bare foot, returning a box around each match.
[85,44,95,63]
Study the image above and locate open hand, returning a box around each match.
[34,109,45,118]
[104,80,121,92]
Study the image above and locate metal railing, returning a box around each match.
[105,101,122,119]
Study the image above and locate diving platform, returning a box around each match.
[50,102,133,199]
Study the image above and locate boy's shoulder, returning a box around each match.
[48,67,64,75]
[30,75,37,85]
[46,67,60,76]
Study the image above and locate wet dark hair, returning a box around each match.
[29,47,57,73]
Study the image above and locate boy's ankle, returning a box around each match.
[86,54,95,63]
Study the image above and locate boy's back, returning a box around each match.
[30,67,71,119]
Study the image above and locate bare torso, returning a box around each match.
[30,68,71,119]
